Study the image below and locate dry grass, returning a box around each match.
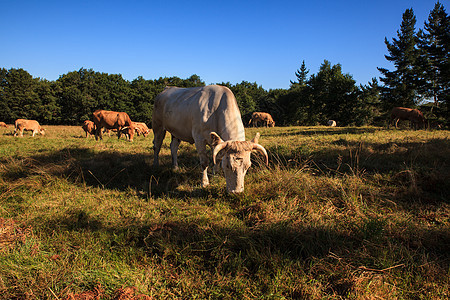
[0,125,449,299]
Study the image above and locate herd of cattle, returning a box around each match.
[82,110,151,142]
[0,85,434,192]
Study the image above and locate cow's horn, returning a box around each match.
[252,143,269,165]
[122,126,128,130]
[213,142,228,164]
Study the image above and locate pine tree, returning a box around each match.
[378,8,420,109]
[417,1,450,107]
[290,60,309,88]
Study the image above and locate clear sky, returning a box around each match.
[1,0,444,90]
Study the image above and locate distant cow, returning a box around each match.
[133,122,151,137]
[92,110,135,142]
[0,122,7,128]
[14,119,45,137]
[248,112,275,127]
[327,120,337,127]
[82,120,95,138]
[153,85,268,193]
[389,107,426,130]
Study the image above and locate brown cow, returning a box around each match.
[0,122,7,128]
[389,107,426,130]
[14,119,45,137]
[133,122,151,137]
[92,110,135,142]
[248,112,275,127]
[82,120,96,138]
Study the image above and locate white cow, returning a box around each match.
[14,119,45,137]
[152,85,268,193]
[327,120,337,127]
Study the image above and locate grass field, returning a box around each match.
[0,125,449,299]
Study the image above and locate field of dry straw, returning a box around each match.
[0,124,449,299]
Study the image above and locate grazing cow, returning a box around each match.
[133,122,151,137]
[92,110,135,142]
[389,107,426,130]
[14,119,45,137]
[0,122,7,128]
[82,120,96,138]
[152,85,268,193]
[248,112,275,127]
[327,120,337,127]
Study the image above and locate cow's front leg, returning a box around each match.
[170,135,181,170]
[95,127,103,141]
[194,139,209,187]
[152,126,166,167]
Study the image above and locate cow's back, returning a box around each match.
[93,110,119,128]
[260,113,273,122]
[15,119,27,128]
[391,107,413,117]
[153,85,245,143]
[16,119,39,129]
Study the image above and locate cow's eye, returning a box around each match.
[234,157,243,166]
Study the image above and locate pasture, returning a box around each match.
[0,125,449,299]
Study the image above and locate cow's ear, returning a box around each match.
[210,132,224,147]
[251,132,260,144]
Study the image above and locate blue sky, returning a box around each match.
[1,0,444,90]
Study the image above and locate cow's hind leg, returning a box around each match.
[394,118,399,129]
[170,135,181,169]
[152,126,166,167]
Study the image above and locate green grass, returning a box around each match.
[0,125,449,299]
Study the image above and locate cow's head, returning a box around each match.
[137,127,150,137]
[121,126,135,142]
[211,132,268,193]
[39,128,45,136]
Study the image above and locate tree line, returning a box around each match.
[1,2,448,128]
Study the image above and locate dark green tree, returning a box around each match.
[308,60,361,125]
[417,2,450,108]
[290,60,309,88]
[378,8,420,109]
[184,74,205,87]
[0,68,11,122]
[276,87,310,125]
[57,69,96,124]
[359,78,382,125]
[222,81,259,117]
[130,76,161,124]
[275,60,311,125]
[0,68,42,122]
[35,79,61,123]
